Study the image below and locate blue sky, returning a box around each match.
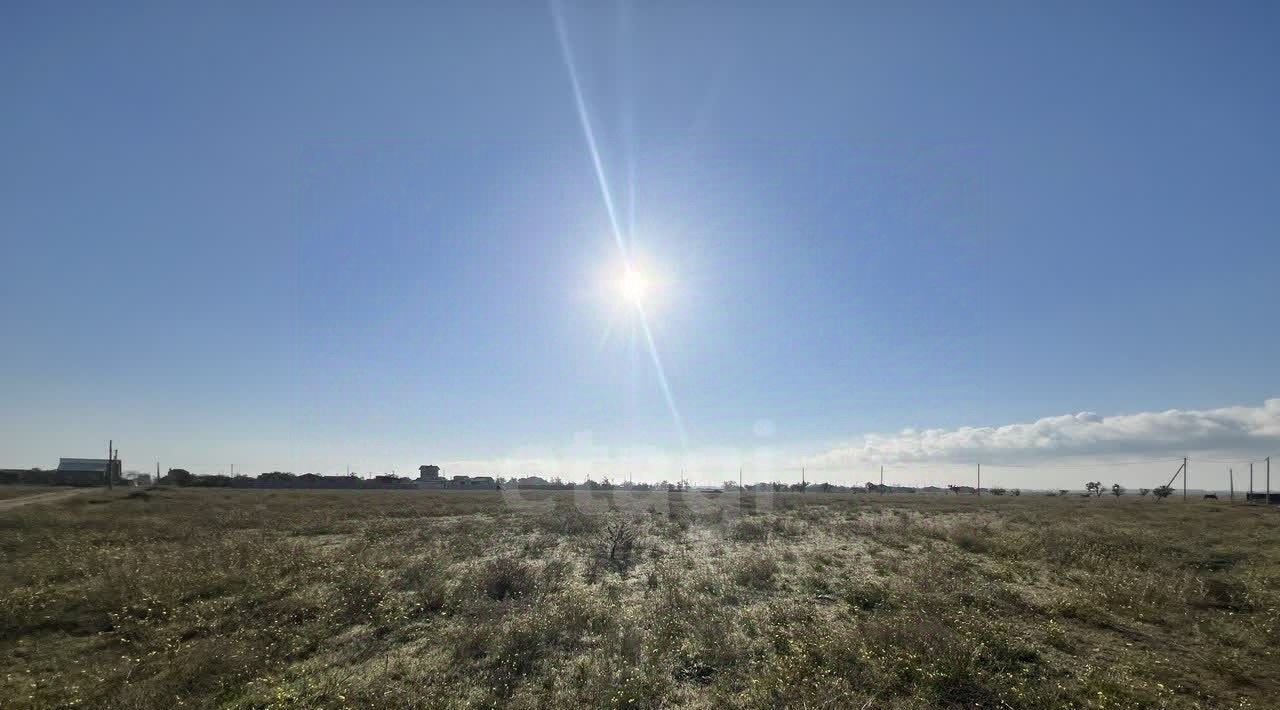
[2,2,1278,486]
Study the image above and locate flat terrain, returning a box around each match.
[1,488,1277,709]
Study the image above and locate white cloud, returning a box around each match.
[807,398,1280,467]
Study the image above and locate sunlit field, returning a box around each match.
[2,488,1278,709]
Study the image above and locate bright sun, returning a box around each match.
[619,269,648,305]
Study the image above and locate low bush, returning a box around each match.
[729,518,769,542]
[733,554,780,590]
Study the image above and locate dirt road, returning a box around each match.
[0,488,90,511]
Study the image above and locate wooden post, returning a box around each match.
[1183,457,1187,501]
[879,465,884,495]
[1268,456,1272,506]
[107,440,113,490]
[1230,468,1234,502]
[977,463,981,497]
[1250,462,1254,502]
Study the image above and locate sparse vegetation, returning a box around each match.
[1,488,1277,709]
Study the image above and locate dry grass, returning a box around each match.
[1,488,1278,709]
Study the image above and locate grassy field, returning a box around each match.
[1,488,1277,709]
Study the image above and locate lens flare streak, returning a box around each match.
[551,0,687,449]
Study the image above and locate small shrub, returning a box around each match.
[600,515,639,576]
[844,580,890,611]
[730,518,769,542]
[733,554,779,590]
[476,556,536,601]
[951,526,992,554]
[398,557,449,614]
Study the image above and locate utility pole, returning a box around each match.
[738,466,742,491]
[880,465,884,495]
[1229,468,1234,503]
[977,463,981,497]
[1268,456,1272,505]
[1250,462,1254,502]
[801,467,806,492]
[1183,457,1188,501]
[107,439,113,490]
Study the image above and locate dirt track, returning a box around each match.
[0,488,90,511]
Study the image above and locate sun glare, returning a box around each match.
[620,269,647,306]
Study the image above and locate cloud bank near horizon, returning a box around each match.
[435,399,1280,484]
[806,398,1280,468]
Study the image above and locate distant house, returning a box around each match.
[54,458,121,486]
[416,465,447,489]
[412,467,499,490]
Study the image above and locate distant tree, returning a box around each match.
[166,468,193,486]
[1011,488,1021,496]
[1138,488,1151,497]
[600,477,614,490]
[1085,481,1104,498]
[821,482,832,493]
[771,481,784,493]
[1152,485,1174,502]
[1058,489,1069,496]
[1111,483,1125,499]
[990,487,1007,496]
